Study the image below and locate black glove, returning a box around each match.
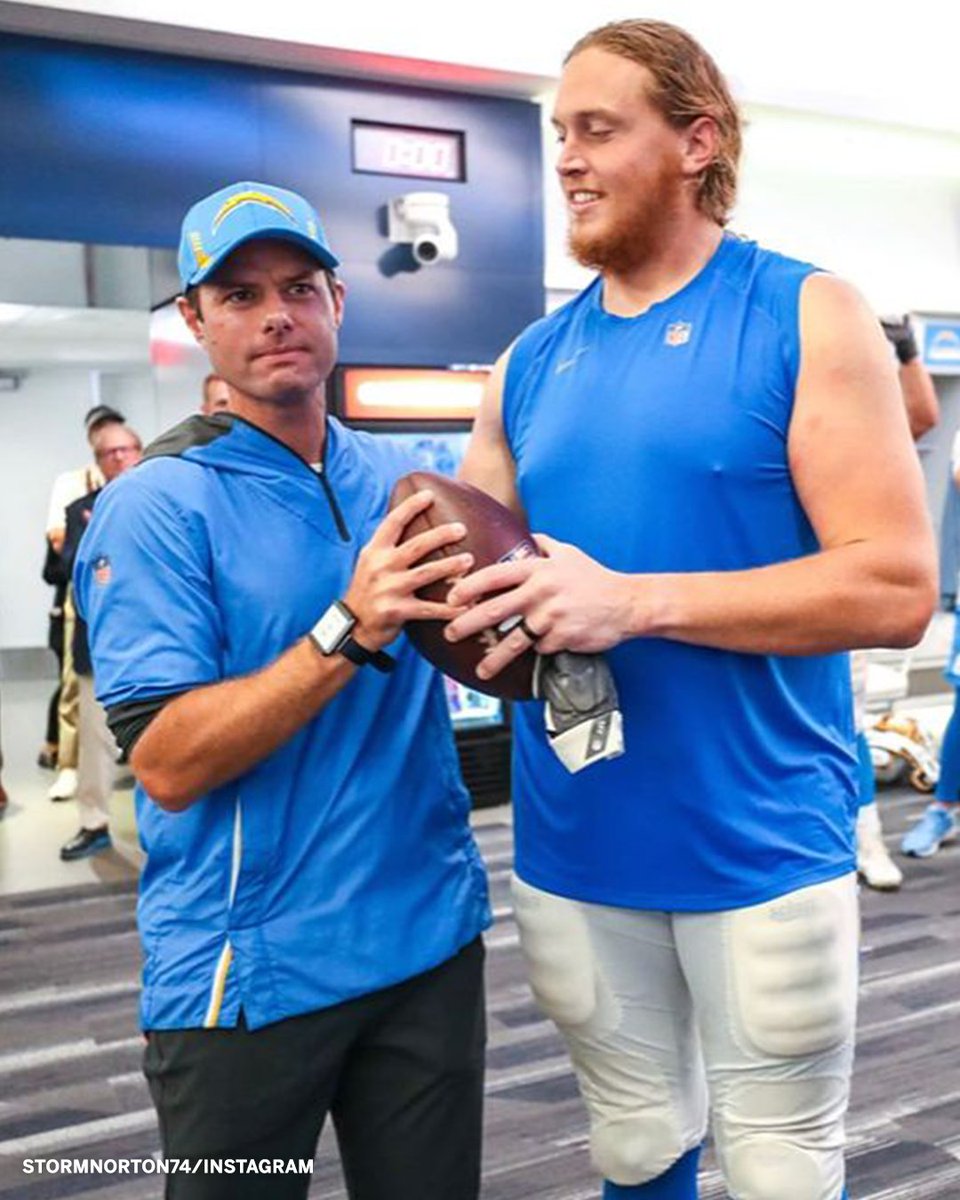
[532,651,625,773]
[880,314,919,365]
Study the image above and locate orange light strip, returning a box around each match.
[341,367,488,421]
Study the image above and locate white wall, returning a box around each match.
[0,240,88,307]
[0,366,157,649]
[737,108,960,314]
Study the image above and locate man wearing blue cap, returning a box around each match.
[74,181,490,1199]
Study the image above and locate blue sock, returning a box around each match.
[603,1145,701,1198]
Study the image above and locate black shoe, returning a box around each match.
[60,826,111,861]
[37,746,58,770]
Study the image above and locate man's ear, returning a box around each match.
[681,115,720,179]
[177,294,205,345]
[330,277,346,330]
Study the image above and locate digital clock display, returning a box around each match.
[352,121,465,182]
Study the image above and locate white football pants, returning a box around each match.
[512,872,859,1200]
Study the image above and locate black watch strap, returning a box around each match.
[339,635,396,674]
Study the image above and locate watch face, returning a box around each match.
[313,602,355,654]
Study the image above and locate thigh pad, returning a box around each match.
[727,876,859,1059]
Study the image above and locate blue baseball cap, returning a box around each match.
[177,181,340,290]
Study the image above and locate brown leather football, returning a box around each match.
[389,471,539,700]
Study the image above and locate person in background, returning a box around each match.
[901,422,960,859]
[451,19,936,1200]
[58,423,143,861]
[39,531,72,772]
[44,404,125,800]
[881,315,939,440]
[74,180,489,1198]
[854,314,939,888]
[200,371,232,415]
[852,654,903,888]
[0,693,8,817]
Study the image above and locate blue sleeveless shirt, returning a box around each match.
[503,233,857,911]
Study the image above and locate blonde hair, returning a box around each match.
[565,19,741,225]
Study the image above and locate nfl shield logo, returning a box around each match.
[499,541,536,564]
[93,555,112,586]
[665,321,692,347]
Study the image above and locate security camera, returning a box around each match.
[387,192,458,266]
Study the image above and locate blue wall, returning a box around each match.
[0,34,544,364]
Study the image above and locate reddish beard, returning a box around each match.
[568,159,685,274]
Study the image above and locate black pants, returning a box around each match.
[46,613,64,747]
[144,938,485,1200]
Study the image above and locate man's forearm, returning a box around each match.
[131,638,354,812]
[899,360,939,440]
[629,541,936,656]
[126,490,475,812]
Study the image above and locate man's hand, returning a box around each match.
[344,489,474,651]
[880,314,920,365]
[445,533,636,680]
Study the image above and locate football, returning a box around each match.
[389,471,540,700]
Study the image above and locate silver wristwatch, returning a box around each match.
[308,601,395,673]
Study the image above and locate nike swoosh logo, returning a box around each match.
[555,346,590,374]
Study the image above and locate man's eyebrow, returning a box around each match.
[551,108,620,128]
[209,267,318,289]
[207,273,248,290]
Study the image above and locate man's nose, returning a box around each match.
[557,139,586,177]
[263,307,294,334]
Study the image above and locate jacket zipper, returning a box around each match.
[203,796,243,1028]
[219,411,351,543]
[315,464,350,542]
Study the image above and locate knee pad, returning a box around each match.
[728,879,858,1058]
[511,875,617,1029]
[512,879,709,1190]
[591,1115,685,1187]
[717,1075,847,1200]
[723,1138,840,1200]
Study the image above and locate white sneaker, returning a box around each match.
[856,803,903,891]
[48,767,78,801]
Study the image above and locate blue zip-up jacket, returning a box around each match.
[74,413,491,1031]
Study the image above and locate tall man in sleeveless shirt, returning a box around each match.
[450,20,937,1200]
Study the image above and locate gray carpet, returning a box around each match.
[1,787,959,1199]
